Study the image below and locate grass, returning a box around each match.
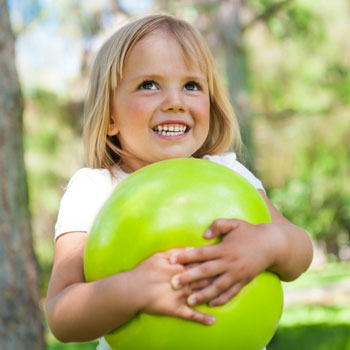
[45,324,98,350]
[45,263,350,350]
[268,305,350,350]
[281,262,350,290]
[268,263,350,349]
[47,342,98,350]
[269,323,350,350]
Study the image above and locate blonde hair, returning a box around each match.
[83,14,242,172]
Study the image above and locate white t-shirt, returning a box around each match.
[54,152,266,350]
[55,152,264,241]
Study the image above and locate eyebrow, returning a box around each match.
[128,73,207,84]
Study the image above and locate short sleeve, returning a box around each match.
[54,168,116,241]
[202,152,265,192]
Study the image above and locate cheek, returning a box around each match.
[128,98,155,121]
[195,98,210,125]
[199,100,211,140]
[117,98,154,135]
[129,102,146,117]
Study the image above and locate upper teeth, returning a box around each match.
[154,124,187,135]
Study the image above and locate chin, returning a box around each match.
[157,152,193,161]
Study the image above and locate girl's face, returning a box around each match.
[110,31,210,172]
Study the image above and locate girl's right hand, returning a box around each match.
[132,249,216,326]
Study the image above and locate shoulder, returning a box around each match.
[63,167,129,197]
[55,168,122,241]
[59,167,122,222]
[202,152,237,168]
[202,152,265,191]
[66,168,116,189]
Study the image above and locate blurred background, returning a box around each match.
[2,0,349,349]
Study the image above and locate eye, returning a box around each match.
[138,80,158,90]
[184,81,200,91]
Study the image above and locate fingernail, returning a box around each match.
[204,229,212,238]
[187,295,197,306]
[170,255,177,264]
[207,316,216,325]
[171,276,181,289]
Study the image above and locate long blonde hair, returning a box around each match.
[83,14,242,172]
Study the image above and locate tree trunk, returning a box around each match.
[0,1,45,349]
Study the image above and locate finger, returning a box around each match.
[171,260,223,289]
[164,247,193,258]
[177,305,216,326]
[180,284,192,298]
[190,278,214,290]
[204,218,241,239]
[186,274,232,306]
[170,245,219,265]
[185,262,201,269]
[208,282,245,307]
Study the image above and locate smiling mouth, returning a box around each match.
[152,123,190,136]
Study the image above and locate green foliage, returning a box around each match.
[247,0,349,256]
[24,89,85,291]
[269,6,324,41]
[267,114,350,253]
[25,89,83,218]
[248,0,324,40]
[249,0,349,115]
[324,62,350,105]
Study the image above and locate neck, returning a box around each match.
[119,158,150,173]
[119,162,134,174]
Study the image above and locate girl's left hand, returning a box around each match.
[169,219,276,307]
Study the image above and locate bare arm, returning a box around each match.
[45,232,142,342]
[258,190,314,281]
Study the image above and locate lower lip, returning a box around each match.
[152,130,189,140]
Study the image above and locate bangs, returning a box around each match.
[113,17,214,93]
[167,29,209,78]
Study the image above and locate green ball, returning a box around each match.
[84,158,283,350]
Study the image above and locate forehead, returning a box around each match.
[123,31,207,77]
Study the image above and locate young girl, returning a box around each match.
[45,14,313,349]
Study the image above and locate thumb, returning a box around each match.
[204,218,241,240]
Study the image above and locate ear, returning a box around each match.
[107,116,119,136]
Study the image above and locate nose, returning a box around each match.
[161,89,186,113]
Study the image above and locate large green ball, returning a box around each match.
[84,158,283,350]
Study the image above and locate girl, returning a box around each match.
[45,14,313,349]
